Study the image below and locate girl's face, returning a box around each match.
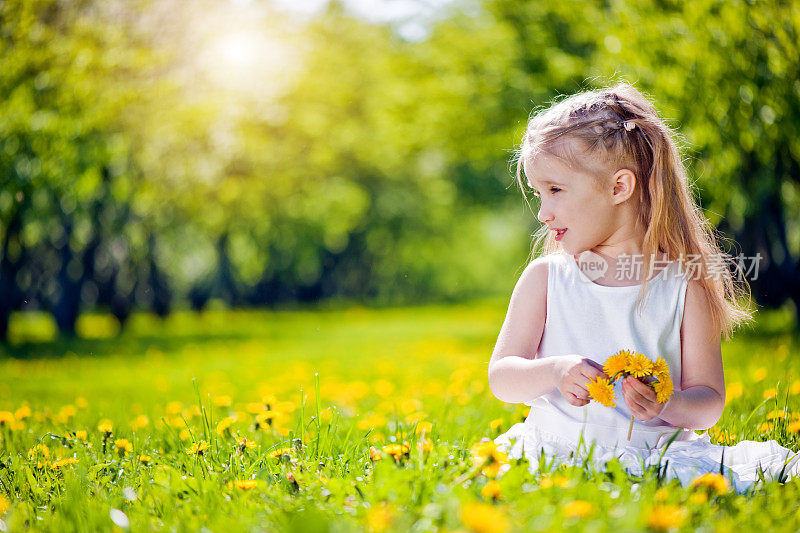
[525,148,621,256]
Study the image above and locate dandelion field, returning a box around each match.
[1,302,800,532]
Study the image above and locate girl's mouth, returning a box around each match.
[554,228,567,241]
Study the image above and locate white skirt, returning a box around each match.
[494,407,800,493]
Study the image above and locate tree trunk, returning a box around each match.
[0,210,24,343]
[52,217,81,337]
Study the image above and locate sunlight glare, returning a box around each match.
[219,33,257,68]
[196,25,300,106]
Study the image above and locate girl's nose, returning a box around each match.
[537,204,553,224]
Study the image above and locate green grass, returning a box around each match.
[1,301,799,532]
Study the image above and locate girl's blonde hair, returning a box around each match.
[514,81,752,338]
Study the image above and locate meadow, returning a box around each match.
[1,301,800,532]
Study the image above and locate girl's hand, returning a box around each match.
[554,355,608,407]
[622,376,665,421]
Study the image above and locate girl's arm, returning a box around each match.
[623,280,725,429]
[488,259,605,405]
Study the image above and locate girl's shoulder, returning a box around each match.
[528,252,569,269]
[515,252,571,298]
[529,252,572,278]
[513,254,557,300]
[521,252,567,281]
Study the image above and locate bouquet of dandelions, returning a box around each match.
[585,350,674,440]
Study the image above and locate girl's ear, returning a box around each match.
[611,169,636,204]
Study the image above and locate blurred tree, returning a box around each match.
[6,0,796,340]
[0,0,163,339]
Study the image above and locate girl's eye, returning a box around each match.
[530,187,560,197]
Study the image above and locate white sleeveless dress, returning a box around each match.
[494,252,800,492]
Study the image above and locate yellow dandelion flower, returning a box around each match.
[179,429,192,441]
[115,439,133,455]
[75,397,89,409]
[708,427,735,445]
[365,502,394,532]
[689,492,708,504]
[184,405,202,419]
[759,421,773,434]
[28,443,50,461]
[246,402,265,414]
[787,420,800,433]
[538,474,569,489]
[255,411,278,430]
[554,474,570,488]
[165,416,185,428]
[139,454,152,465]
[416,439,433,454]
[369,446,383,461]
[236,436,256,452]
[50,457,78,469]
[130,415,150,430]
[461,502,508,533]
[73,430,88,441]
[58,405,77,421]
[216,417,235,436]
[15,405,31,420]
[481,461,507,479]
[405,411,427,425]
[165,401,183,415]
[763,388,776,400]
[766,409,787,421]
[586,377,616,408]
[563,500,594,518]
[726,382,743,403]
[790,380,800,395]
[374,379,395,398]
[652,357,670,379]
[753,367,767,382]
[274,400,295,414]
[480,480,502,501]
[653,376,674,404]
[413,421,433,435]
[187,440,210,456]
[470,439,497,461]
[0,493,9,515]
[489,418,503,432]
[626,353,654,378]
[213,395,233,407]
[646,504,687,531]
[268,446,292,459]
[382,442,410,462]
[228,479,258,490]
[604,350,632,379]
[97,419,113,434]
[470,439,508,466]
[691,473,729,495]
[0,411,16,429]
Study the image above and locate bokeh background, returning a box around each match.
[1,0,799,344]
[3,2,800,530]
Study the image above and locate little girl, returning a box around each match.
[489,82,799,492]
